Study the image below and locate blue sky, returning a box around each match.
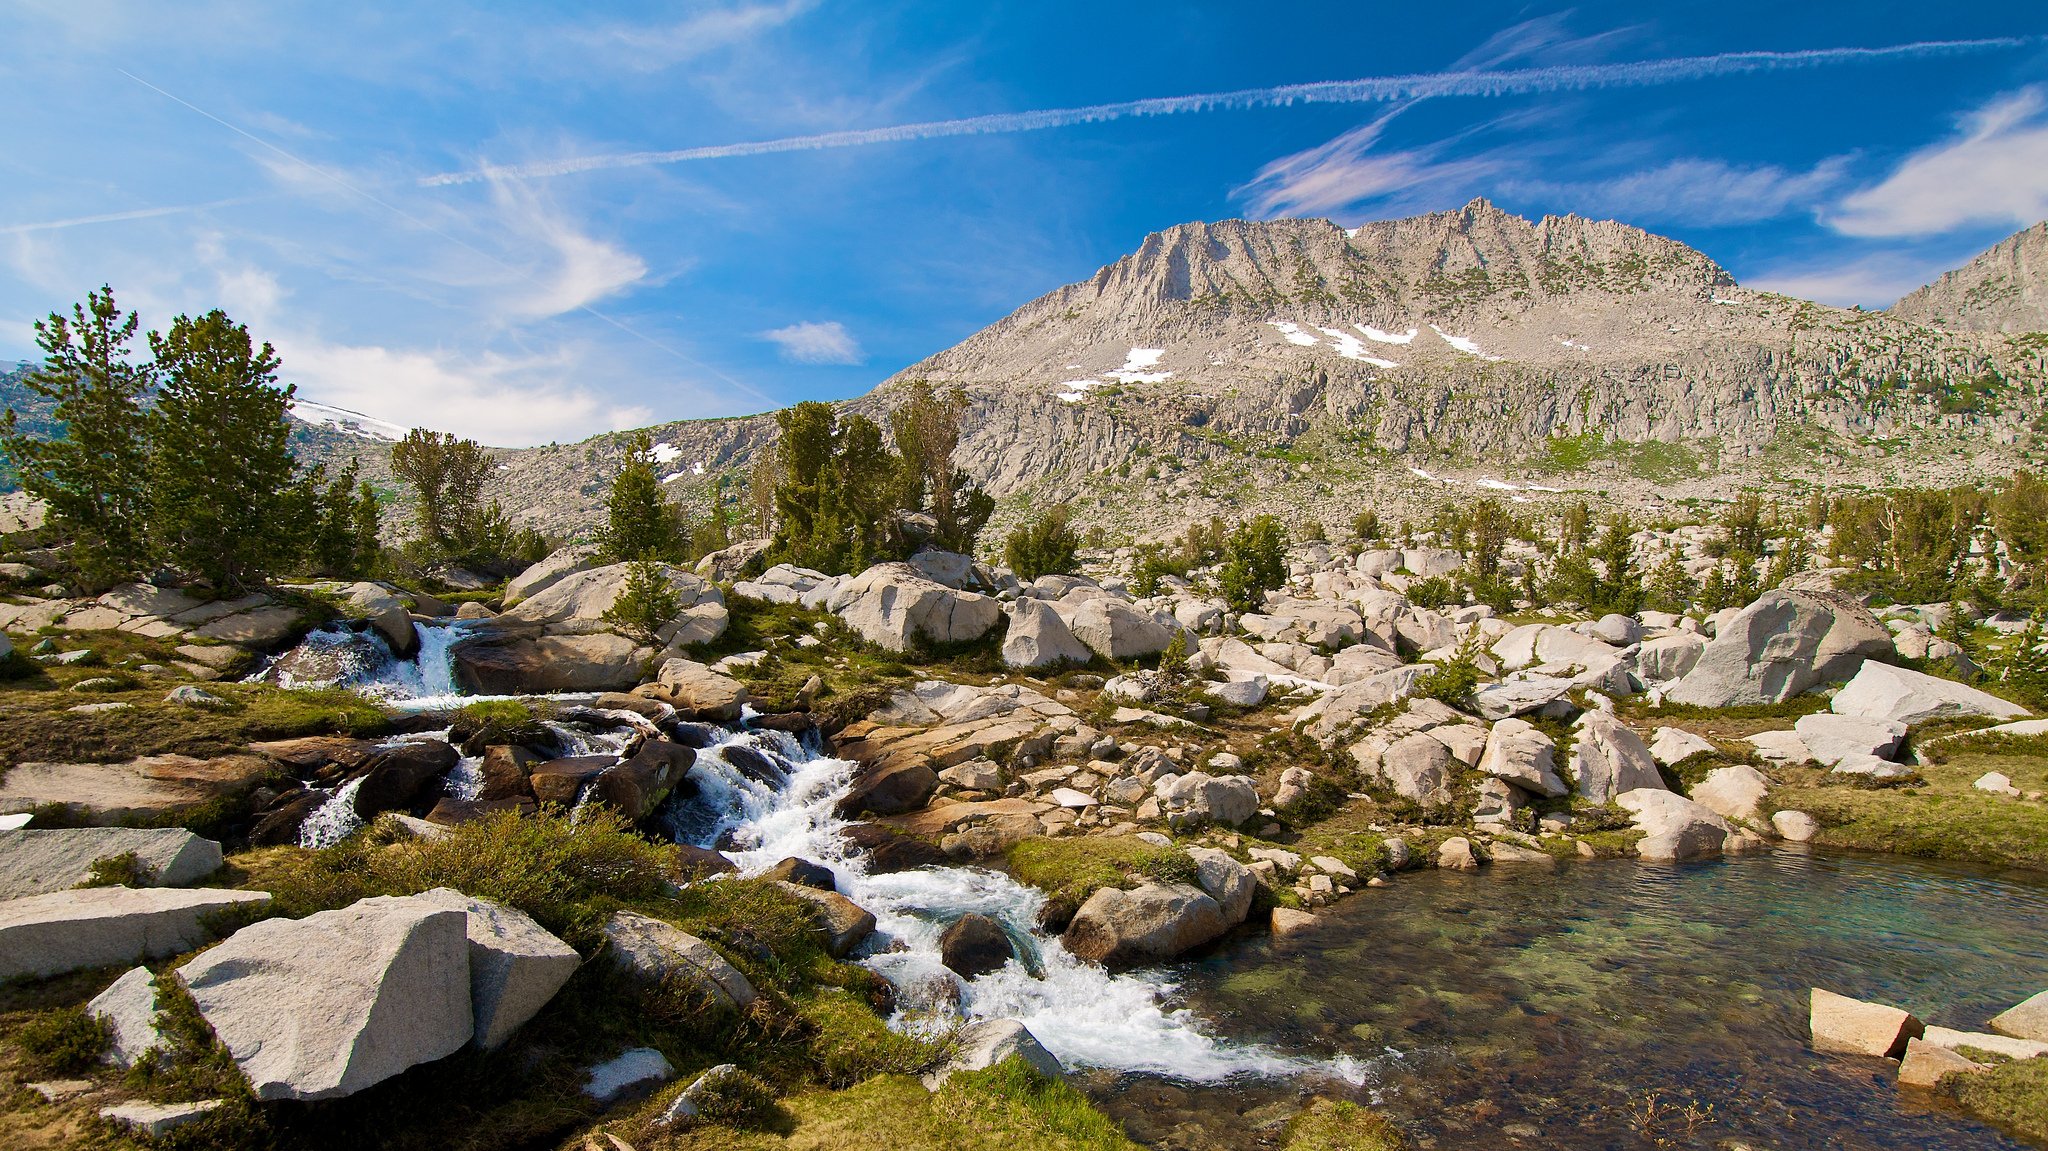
[2,2,2046,445]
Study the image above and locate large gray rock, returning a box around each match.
[1830,661,2030,726]
[1690,764,1773,823]
[1062,881,1230,969]
[1616,788,1731,860]
[601,911,756,1010]
[1184,846,1256,925]
[178,894,473,1101]
[1648,726,1717,766]
[503,544,603,608]
[1477,718,1567,798]
[1635,632,1706,682]
[1991,989,2048,1043]
[1371,732,1457,806]
[453,632,647,694]
[0,886,269,980]
[337,582,417,655]
[1000,598,1094,669]
[1470,676,1576,721]
[412,888,579,1050]
[1794,712,1908,767]
[829,563,1003,652]
[0,827,224,899]
[88,966,166,1066]
[503,562,721,636]
[1570,713,1666,804]
[1153,772,1259,828]
[1665,590,1893,708]
[1051,596,1174,661]
[644,657,748,721]
[923,1018,1065,1088]
[774,882,876,957]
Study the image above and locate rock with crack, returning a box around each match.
[0,754,274,827]
[1665,590,1892,708]
[1809,988,1923,1058]
[601,911,757,1010]
[828,562,1003,652]
[411,888,580,1051]
[638,658,748,722]
[0,827,225,900]
[0,886,270,981]
[1152,772,1259,829]
[1569,713,1666,804]
[177,893,474,1101]
[1477,718,1567,798]
[1049,596,1174,661]
[1000,597,1093,669]
[1615,788,1732,860]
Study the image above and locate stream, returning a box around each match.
[282,620,2048,1149]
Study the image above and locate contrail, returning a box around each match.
[0,198,258,235]
[421,37,2030,186]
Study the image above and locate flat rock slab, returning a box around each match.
[179,894,473,1101]
[99,1099,224,1137]
[1991,988,2048,1042]
[886,797,1048,837]
[0,886,270,981]
[923,1018,1064,1089]
[1810,988,1922,1058]
[0,827,224,899]
[584,1046,675,1104]
[1897,1038,1988,1089]
[1831,661,2030,726]
[0,755,273,825]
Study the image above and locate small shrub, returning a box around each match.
[1004,505,1082,582]
[690,1066,781,1127]
[78,850,155,888]
[15,1005,112,1075]
[602,559,685,646]
[1404,575,1460,608]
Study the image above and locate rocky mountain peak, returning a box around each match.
[1890,220,2048,334]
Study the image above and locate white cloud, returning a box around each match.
[759,319,862,365]
[277,334,653,446]
[573,1,817,72]
[1504,156,1849,226]
[1830,87,2048,238]
[1744,251,1970,309]
[484,181,649,319]
[1235,118,1502,221]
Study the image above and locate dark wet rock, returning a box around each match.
[527,756,614,807]
[676,845,737,881]
[763,857,837,891]
[834,761,938,819]
[839,823,948,874]
[940,913,1014,979]
[589,741,695,820]
[478,746,538,802]
[350,742,460,820]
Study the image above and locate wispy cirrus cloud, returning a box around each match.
[1503,156,1852,227]
[1235,117,1502,220]
[570,1,818,72]
[1828,86,2048,237]
[760,320,862,364]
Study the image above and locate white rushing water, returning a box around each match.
[316,621,1360,1083]
[675,722,1362,1083]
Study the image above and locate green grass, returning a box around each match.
[1769,751,2048,870]
[0,675,389,766]
[1948,1056,2048,1143]
[1005,835,1195,920]
[11,1006,110,1076]
[1284,1098,1409,1151]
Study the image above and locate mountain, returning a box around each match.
[1890,220,2048,334]
[488,199,2048,540]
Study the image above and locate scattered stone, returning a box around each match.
[1270,908,1320,938]
[1976,772,2022,797]
[1897,1038,1988,1088]
[602,911,757,1010]
[1648,727,1717,767]
[163,685,227,708]
[0,886,269,981]
[656,1062,753,1127]
[583,1047,676,1104]
[88,966,167,1067]
[1794,712,1908,767]
[1570,713,1665,804]
[763,857,837,891]
[1309,855,1357,882]
[0,826,224,899]
[1990,989,2048,1042]
[99,1099,225,1137]
[1831,661,2030,726]
[939,913,1014,979]
[1921,1025,2048,1061]
[774,882,877,957]
[922,1018,1064,1089]
[179,894,472,1100]
[1436,837,1479,870]
[1153,772,1259,828]
[1772,810,1821,842]
[1809,988,1923,1058]
[1477,718,1567,798]
[1690,764,1773,823]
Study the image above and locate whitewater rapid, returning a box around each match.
[303,620,1364,1084]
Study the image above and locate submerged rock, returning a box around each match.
[1809,988,1923,1058]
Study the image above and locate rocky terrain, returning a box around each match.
[1893,220,2048,335]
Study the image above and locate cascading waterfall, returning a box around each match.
[303,615,1362,1083]
[667,722,1367,1084]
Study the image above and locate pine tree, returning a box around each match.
[1218,515,1289,613]
[599,432,687,562]
[304,462,382,577]
[145,310,302,589]
[888,380,993,554]
[391,428,494,561]
[602,559,683,647]
[1003,505,1081,581]
[0,287,153,586]
[770,402,901,574]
